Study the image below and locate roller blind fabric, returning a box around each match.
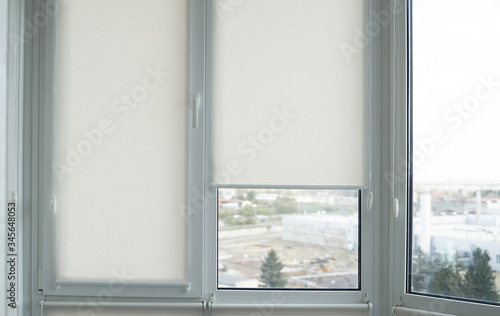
[212,0,369,186]
[53,0,189,282]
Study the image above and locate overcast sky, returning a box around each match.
[413,0,500,183]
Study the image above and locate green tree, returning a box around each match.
[430,265,464,297]
[412,247,432,292]
[259,249,287,288]
[413,247,499,302]
[412,249,449,293]
[274,200,298,214]
[247,191,256,201]
[464,248,499,302]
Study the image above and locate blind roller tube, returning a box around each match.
[42,301,205,310]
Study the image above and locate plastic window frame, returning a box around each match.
[390,1,500,315]
[32,0,205,300]
[203,0,378,307]
[7,0,381,313]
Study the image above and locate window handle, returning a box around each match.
[191,92,200,128]
[51,196,57,215]
[393,198,399,218]
[367,192,373,212]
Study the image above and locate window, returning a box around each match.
[28,0,204,301]
[210,0,369,293]
[409,0,500,305]
[7,0,500,315]
[392,1,500,316]
[6,0,376,315]
[217,188,361,290]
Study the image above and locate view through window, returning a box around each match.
[410,0,500,303]
[217,189,360,289]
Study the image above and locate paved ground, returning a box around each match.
[218,232,359,289]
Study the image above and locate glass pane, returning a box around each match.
[410,0,500,303]
[217,189,360,289]
[54,0,189,282]
[212,0,368,187]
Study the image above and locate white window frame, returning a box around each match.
[37,0,205,299]
[203,0,378,309]
[390,1,500,316]
[9,0,205,305]
[6,0,380,315]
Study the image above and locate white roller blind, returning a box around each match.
[54,0,189,282]
[212,0,368,187]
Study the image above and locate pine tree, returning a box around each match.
[464,248,499,302]
[259,249,287,288]
[430,265,464,297]
[412,247,432,292]
[413,249,449,293]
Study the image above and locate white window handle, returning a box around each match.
[367,192,373,212]
[393,198,399,218]
[191,92,200,128]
